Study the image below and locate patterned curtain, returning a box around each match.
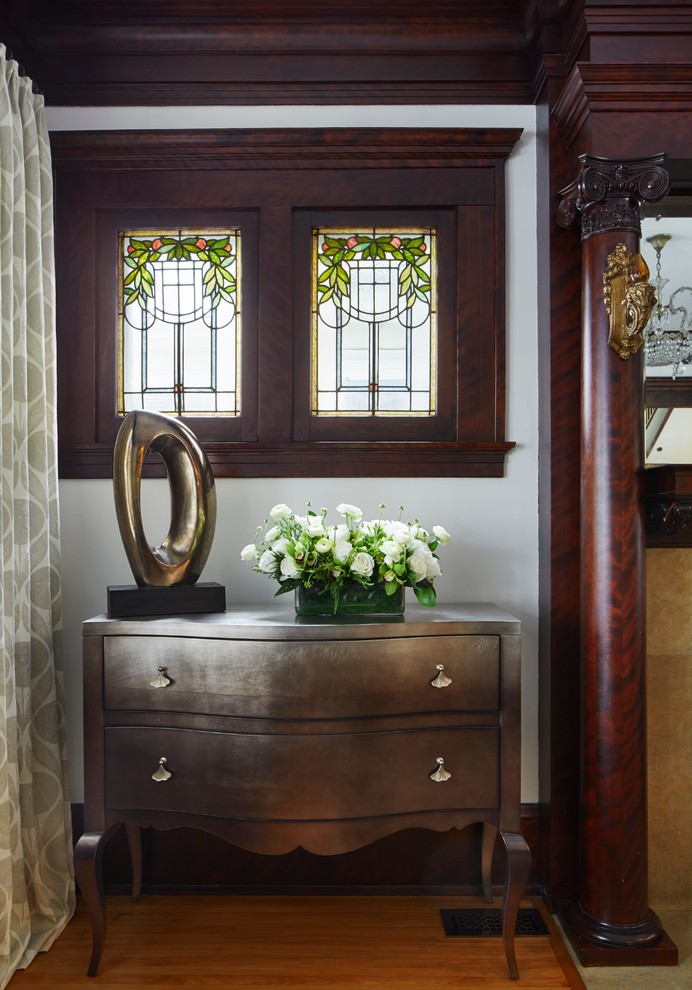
[0,45,74,988]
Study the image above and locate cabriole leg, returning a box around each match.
[74,826,120,976]
[499,831,532,979]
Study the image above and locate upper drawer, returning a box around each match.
[103,635,500,718]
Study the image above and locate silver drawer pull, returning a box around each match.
[150,665,171,689]
[430,757,451,782]
[430,664,452,689]
[151,757,172,782]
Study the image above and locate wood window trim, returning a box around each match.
[52,127,521,479]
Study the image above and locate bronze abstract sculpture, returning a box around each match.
[113,410,217,587]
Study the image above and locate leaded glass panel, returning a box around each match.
[312,227,436,416]
[118,229,240,416]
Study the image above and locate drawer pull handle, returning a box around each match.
[431,664,452,689]
[430,757,451,782]
[151,757,172,782]
[150,665,171,688]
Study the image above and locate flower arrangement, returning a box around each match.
[240,502,450,613]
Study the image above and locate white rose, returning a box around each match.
[350,552,375,578]
[433,525,451,544]
[279,556,301,580]
[240,544,257,561]
[265,525,281,543]
[258,549,276,573]
[270,503,292,521]
[336,503,363,521]
[315,537,332,553]
[333,540,353,562]
[408,555,427,582]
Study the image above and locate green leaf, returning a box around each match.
[319,286,335,303]
[141,279,154,298]
[123,269,139,287]
[274,579,300,597]
[384,582,399,596]
[413,581,436,607]
[124,256,137,269]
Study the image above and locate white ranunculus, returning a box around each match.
[350,552,375,578]
[386,521,414,546]
[307,520,325,537]
[240,544,258,561]
[265,525,281,543]
[380,540,402,562]
[258,549,276,573]
[270,503,292,521]
[271,537,290,555]
[315,537,332,553]
[425,556,442,580]
[432,525,451,544]
[333,540,353,562]
[336,503,363,521]
[279,556,301,580]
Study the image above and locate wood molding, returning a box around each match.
[49,127,525,171]
[1,0,538,106]
[552,63,692,153]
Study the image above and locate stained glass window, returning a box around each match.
[118,229,240,416]
[312,227,436,416]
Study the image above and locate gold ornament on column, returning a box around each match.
[603,243,656,360]
[113,410,217,587]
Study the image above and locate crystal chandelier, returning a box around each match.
[644,233,692,377]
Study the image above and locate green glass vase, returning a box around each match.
[294,581,405,617]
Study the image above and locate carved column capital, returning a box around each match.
[557,154,670,240]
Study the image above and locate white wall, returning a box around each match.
[49,105,539,805]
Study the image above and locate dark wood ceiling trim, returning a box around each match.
[552,62,692,151]
[49,127,525,171]
[0,0,544,106]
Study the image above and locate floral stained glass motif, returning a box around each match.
[118,229,240,416]
[312,227,436,416]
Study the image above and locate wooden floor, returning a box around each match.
[8,895,585,990]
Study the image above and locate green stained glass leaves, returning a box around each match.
[318,232,431,311]
[124,234,237,310]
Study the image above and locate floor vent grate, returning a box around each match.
[440,907,549,938]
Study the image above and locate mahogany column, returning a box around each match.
[556,155,678,965]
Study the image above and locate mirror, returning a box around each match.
[642,190,692,465]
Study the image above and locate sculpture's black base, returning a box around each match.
[107,582,226,619]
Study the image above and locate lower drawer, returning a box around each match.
[105,725,499,821]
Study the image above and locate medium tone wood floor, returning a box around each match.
[9,895,585,989]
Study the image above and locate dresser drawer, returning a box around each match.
[103,635,500,718]
[104,725,500,819]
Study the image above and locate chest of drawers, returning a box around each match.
[75,602,530,979]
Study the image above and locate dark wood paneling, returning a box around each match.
[0,0,535,106]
